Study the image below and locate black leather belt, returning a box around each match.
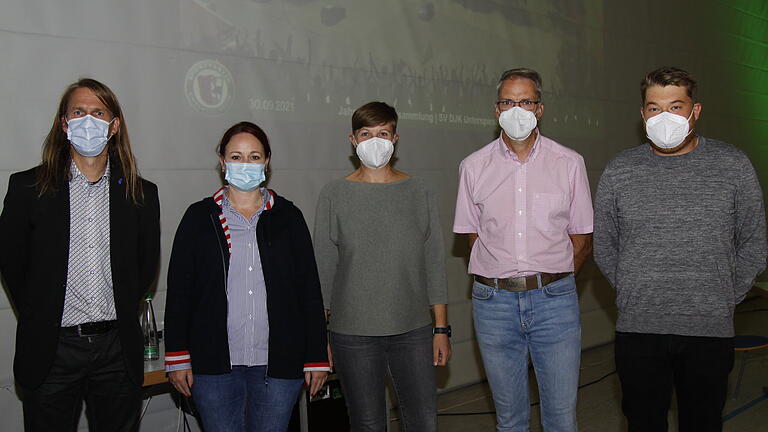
[61,320,117,337]
[474,273,571,292]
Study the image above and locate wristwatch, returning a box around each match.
[433,326,452,337]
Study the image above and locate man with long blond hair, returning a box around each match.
[0,78,160,431]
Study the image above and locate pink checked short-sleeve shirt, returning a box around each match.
[453,132,593,278]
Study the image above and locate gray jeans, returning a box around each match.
[330,324,437,432]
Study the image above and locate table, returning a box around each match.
[142,348,172,402]
[143,353,167,387]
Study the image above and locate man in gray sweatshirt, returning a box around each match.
[594,66,767,432]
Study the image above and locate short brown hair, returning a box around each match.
[217,121,272,159]
[351,102,398,133]
[641,67,697,103]
[497,68,542,99]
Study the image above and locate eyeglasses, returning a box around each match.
[496,99,540,111]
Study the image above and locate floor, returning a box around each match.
[389,296,768,431]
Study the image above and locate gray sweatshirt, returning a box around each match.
[593,137,767,337]
[313,177,448,336]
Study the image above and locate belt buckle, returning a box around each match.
[76,321,111,337]
[76,323,97,337]
[500,277,528,292]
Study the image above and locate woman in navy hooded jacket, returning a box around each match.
[164,122,330,432]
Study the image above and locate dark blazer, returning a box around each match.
[164,192,329,379]
[0,164,160,389]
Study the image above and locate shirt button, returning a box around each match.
[88,217,93,222]
[517,232,522,237]
[90,270,95,275]
[248,266,253,272]
[248,243,252,248]
[88,244,94,248]
[518,210,523,215]
[248,290,253,295]
[517,188,522,192]
[248,314,252,320]
[518,255,524,259]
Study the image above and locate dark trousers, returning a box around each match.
[20,328,141,432]
[330,325,437,432]
[614,332,734,432]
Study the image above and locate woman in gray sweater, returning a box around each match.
[314,102,450,431]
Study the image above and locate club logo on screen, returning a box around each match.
[185,60,234,114]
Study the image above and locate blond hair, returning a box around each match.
[37,78,143,204]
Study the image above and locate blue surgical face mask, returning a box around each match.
[66,115,114,157]
[225,162,266,191]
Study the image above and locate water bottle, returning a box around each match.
[142,296,159,360]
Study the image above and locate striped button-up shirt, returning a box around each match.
[222,190,270,366]
[61,160,116,326]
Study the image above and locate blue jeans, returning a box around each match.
[191,366,303,432]
[330,325,437,432]
[472,274,581,432]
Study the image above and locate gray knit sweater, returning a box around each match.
[313,177,448,336]
[593,137,767,337]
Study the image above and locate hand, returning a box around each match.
[433,334,451,366]
[168,369,194,397]
[305,371,329,398]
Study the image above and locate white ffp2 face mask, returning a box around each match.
[645,110,694,149]
[355,137,394,169]
[66,115,114,157]
[498,107,538,141]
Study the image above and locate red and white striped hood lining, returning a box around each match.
[212,186,275,254]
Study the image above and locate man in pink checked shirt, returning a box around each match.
[453,68,593,432]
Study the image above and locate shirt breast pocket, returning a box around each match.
[532,192,569,233]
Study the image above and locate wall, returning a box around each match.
[0,1,765,430]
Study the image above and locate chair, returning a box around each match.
[733,335,768,399]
